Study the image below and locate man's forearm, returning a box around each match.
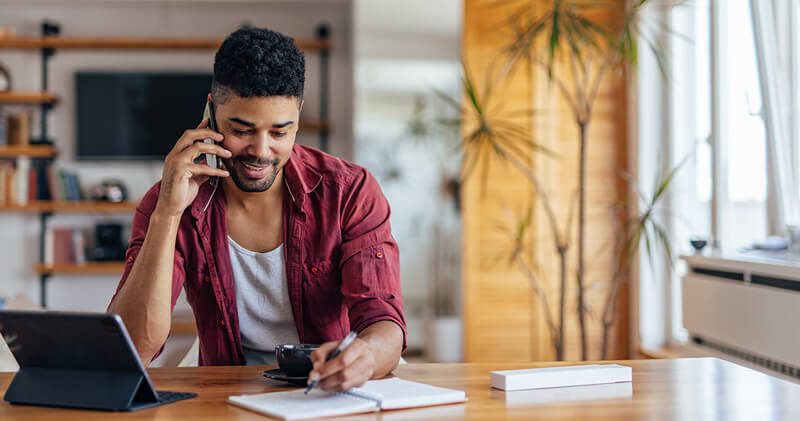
[359,320,404,378]
[107,211,181,365]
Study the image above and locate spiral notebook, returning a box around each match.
[228,378,467,420]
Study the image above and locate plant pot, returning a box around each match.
[425,316,463,362]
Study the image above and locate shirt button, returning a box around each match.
[311,267,319,273]
[220,319,225,326]
[127,256,134,263]
[376,252,384,259]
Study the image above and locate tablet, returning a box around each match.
[0,310,196,411]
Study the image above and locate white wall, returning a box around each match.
[353,0,462,351]
[0,0,353,310]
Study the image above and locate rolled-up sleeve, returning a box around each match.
[109,182,186,309]
[108,183,187,363]
[339,169,406,348]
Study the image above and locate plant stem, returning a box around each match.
[577,120,588,360]
[516,254,562,360]
[557,245,567,361]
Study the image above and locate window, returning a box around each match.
[654,0,798,345]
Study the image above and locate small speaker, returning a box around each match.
[94,223,124,262]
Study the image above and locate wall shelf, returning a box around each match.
[300,121,331,132]
[0,201,138,213]
[34,261,125,275]
[0,36,330,52]
[0,91,59,105]
[0,145,58,158]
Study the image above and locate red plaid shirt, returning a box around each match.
[111,144,405,365]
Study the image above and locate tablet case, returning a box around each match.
[0,310,195,411]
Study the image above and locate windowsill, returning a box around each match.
[638,342,800,384]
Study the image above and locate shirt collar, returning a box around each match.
[283,145,323,206]
[190,145,322,219]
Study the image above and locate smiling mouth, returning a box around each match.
[241,162,268,171]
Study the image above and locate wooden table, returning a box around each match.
[1,358,799,420]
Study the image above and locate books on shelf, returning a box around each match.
[43,227,87,265]
[0,159,84,205]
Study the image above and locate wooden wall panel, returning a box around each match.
[462,0,629,362]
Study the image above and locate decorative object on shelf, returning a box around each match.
[689,236,708,253]
[90,179,128,203]
[0,26,15,39]
[0,61,10,91]
[6,112,29,146]
[93,222,125,262]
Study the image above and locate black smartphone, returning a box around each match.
[202,100,220,168]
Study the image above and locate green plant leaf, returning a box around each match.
[653,222,674,265]
[652,151,690,205]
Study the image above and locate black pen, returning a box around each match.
[304,331,358,395]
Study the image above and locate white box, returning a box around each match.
[490,364,632,391]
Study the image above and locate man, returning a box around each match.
[108,27,405,392]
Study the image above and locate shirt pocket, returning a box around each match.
[303,260,338,287]
[302,260,343,323]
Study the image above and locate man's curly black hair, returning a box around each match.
[212,27,305,105]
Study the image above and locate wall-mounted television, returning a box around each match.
[76,72,212,160]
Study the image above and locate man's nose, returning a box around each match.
[250,131,273,160]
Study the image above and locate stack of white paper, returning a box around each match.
[490,364,632,391]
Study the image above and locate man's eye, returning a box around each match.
[233,129,250,135]
[272,132,287,138]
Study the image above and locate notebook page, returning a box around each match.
[348,378,467,410]
[228,388,379,420]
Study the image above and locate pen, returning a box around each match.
[304,331,358,395]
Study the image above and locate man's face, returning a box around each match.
[214,95,301,193]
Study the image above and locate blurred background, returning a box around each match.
[0,0,799,382]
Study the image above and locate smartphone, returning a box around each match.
[202,100,220,169]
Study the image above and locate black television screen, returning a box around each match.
[76,72,212,160]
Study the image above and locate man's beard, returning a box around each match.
[222,155,282,193]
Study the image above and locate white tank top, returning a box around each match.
[228,237,299,365]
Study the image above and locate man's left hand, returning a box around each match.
[308,337,376,392]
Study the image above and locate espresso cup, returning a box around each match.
[275,344,319,377]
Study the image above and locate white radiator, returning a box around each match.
[682,253,800,371]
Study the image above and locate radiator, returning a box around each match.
[681,253,800,374]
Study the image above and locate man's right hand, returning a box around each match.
[154,118,231,217]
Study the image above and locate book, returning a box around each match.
[227,378,467,420]
[490,364,632,391]
[27,165,35,202]
[34,161,51,201]
[14,157,30,204]
[51,227,75,264]
[0,107,6,146]
[72,229,87,264]
[46,164,61,201]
